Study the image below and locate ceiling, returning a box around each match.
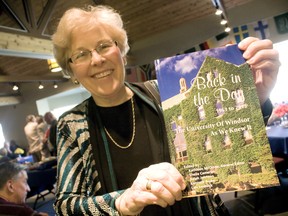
[0,0,271,99]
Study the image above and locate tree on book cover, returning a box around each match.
[155,44,279,197]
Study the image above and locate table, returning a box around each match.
[16,155,34,164]
[266,126,288,157]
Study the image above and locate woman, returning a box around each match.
[52,5,279,216]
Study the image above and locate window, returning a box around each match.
[36,86,90,119]
[51,104,77,119]
[0,124,5,149]
[270,40,288,104]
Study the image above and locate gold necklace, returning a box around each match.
[104,97,135,149]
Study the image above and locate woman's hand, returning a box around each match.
[115,162,186,215]
[238,37,280,105]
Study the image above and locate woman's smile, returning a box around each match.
[91,69,114,79]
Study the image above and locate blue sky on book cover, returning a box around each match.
[155,44,245,102]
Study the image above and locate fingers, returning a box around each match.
[117,162,186,215]
[246,49,279,66]
[141,163,186,196]
[147,180,178,205]
[145,179,152,191]
[238,37,261,51]
[238,37,280,81]
[238,37,280,105]
[116,182,171,215]
[146,162,186,190]
[129,178,177,207]
[130,171,181,204]
[140,162,185,202]
[238,37,280,69]
[238,37,273,59]
[151,174,183,201]
[250,57,280,77]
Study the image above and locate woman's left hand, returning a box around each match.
[115,162,186,215]
[238,37,280,105]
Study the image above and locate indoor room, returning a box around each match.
[0,0,288,215]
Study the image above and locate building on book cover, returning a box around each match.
[155,44,279,197]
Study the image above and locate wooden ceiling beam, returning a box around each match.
[38,0,58,36]
[0,75,67,83]
[0,32,54,59]
[0,0,28,32]
[0,0,57,38]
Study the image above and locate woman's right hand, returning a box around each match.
[115,162,186,215]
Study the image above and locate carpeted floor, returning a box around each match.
[26,191,56,216]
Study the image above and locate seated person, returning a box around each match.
[3,141,19,159]
[0,161,48,216]
[10,140,26,157]
[0,147,11,163]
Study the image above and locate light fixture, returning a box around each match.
[225,26,231,32]
[215,8,223,15]
[12,83,19,91]
[53,82,58,89]
[38,82,44,89]
[212,0,230,33]
[220,18,227,25]
[220,15,227,25]
[213,0,223,15]
[47,59,62,73]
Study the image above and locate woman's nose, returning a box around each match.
[90,50,104,65]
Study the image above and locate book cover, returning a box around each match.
[155,44,280,197]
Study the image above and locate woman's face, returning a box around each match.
[68,25,126,102]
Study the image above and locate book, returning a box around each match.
[154,44,280,197]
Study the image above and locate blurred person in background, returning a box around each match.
[24,115,42,162]
[0,145,11,163]
[3,141,18,159]
[0,161,48,216]
[44,112,58,156]
[9,140,26,157]
[36,115,51,160]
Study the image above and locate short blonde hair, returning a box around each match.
[52,5,130,77]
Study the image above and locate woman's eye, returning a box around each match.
[76,51,88,59]
[98,43,111,52]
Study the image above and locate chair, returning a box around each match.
[27,164,57,209]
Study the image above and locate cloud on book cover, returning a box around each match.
[175,55,197,74]
[156,45,244,77]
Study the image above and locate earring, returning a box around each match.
[72,79,79,85]
[123,57,127,66]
